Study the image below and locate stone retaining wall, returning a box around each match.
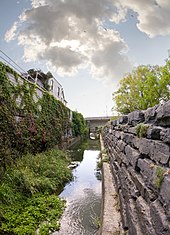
[102,100,170,235]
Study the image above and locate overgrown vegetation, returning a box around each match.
[0,62,89,234]
[136,123,149,138]
[0,61,72,173]
[72,111,88,138]
[0,149,72,234]
[113,59,170,114]
[154,166,165,189]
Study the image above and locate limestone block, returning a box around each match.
[150,200,170,235]
[118,166,139,201]
[118,152,129,166]
[127,126,136,135]
[156,100,170,126]
[118,115,128,125]
[115,130,122,139]
[138,139,170,165]
[144,105,159,123]
[160,175,170,219]
[160,128,170,144]
[138,138,153,156]
[126,199,143,235]
[152,141,170,165]
[129,167,157,202]
[119,189,128,230]
[128,110,145,126]
[136,196,156,235]
[117,140,127,152]
[133,136,140,149]
[147,125,162,140]
[125,145,141,169]
[111,119,117,126]
[137,159,155,184]
[121,132,135,147]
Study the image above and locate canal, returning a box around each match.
[54,139,101,235]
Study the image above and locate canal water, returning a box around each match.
[54,140,101,235]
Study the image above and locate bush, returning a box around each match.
[0,149,72,234]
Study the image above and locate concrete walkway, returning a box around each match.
[100,135,121,235]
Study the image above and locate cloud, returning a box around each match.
[4,0,131,81]
[121,0,170,38]
[5,21,18,42]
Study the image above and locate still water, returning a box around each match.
[54,140,101,235]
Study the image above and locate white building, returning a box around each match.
[48,77,67,106]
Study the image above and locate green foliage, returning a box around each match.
[1,194,65,235]
[0,61,71,171]
[154,166,165,189]
[113,62,170,114]
[0,149,72,234]
[136,123,149,138]
[72,111,88,138]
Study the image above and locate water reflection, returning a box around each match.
[54,148,101,235]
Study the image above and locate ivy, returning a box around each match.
[0,61,71,173]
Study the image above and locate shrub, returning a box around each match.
[0,149,72,234]
[136,123,149,138]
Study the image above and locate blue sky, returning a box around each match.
[1,0,170,117]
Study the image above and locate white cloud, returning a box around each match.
[5,21,18,42]
[121,0,170,38]
[5,0,132,82]
[5,0,170,80]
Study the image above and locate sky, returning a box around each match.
[0,0,170,117]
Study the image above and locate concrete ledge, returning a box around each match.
[100,135,121,235]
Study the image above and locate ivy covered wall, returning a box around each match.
[0,61,72,173]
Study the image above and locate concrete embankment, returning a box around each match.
[100,134,121,235]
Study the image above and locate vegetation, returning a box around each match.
[72,111,88,138]
[154,166,165,189]
[0,61,72,173]
[0,62,88,234]
[113,59,170,114]
[136,123,149,138]
[0,149,72,234]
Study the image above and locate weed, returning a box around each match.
[0,148,72,234]
[154,166,165,189]
[136,123,149,138]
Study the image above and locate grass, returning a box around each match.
[0,148,72,235]
[154,166,165,189]
[136,123,149,138]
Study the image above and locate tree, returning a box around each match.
[113,62,170,114]
[72,111,88,138]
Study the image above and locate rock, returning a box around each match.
[160,175,170,220]
[121,133,135,148]
[136,196,156,235]
[147,126,162,140]
[137,159,155,184]
[126,199,143,235]
[152,141,170,165]
[129,167,157,202]
[156,101,170,126]
[125,145,141,169]
[111,119,117,126]
[119,189,128,230]
[144,105,159,123]
[117,140,127,152]
[118,115,128,125]
[150,200,170,235]
[138,138,153,156]
[160,128,170,144]
[128,110,145,126]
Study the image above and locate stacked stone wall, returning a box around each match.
[102,100,170,235]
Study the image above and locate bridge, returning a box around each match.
[85,116,114,133]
